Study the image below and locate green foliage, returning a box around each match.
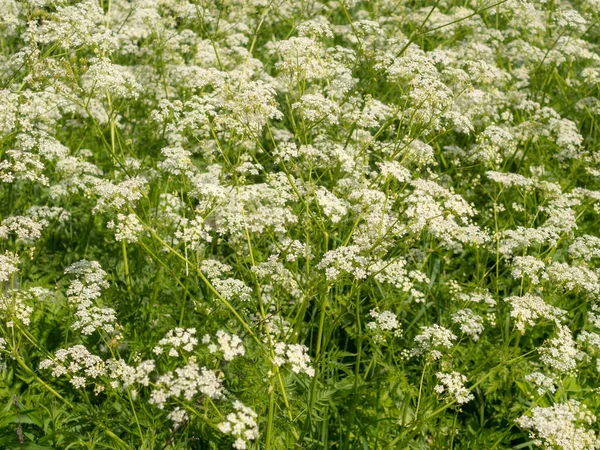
[1,0,600,448]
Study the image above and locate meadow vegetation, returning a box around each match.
[1,0,600,448]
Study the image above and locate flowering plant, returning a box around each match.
[1,0,600,448]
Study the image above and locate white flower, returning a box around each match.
[369,259,429,302]
[31,0,116,51]
[82,58,141,99]
[212,278,253,302]
[434,371,474,405]
[40,345,106,384]
[367,309,402,342]
[376,161,411,183]
[92,177,147,214]
[451,309,484,340]
[70,376,87,389]
[297,19,333,38]
[317,246,370,281]
[167,407,188,426]
[556,9,587,32]
[517,400,600,450]
[218,401,259,450]
[157,146,195,176]
[72,306,117,336]
[176,215,213,250]
[505,294,566,333]
[525,372,556,395]
[223,81,283,134]
[315,187,349,223]
[413,325,457,359]
[273,342,314,377]
[107,213,144,243]
[0,216,44,243]
[107,359,155,389]
[470,126,516,165]
[569,236,600,262]
[64,260,109,308]
[149,362,222,409]
[153,328,198,356]
[511,256,547,285]
[206,330,245,361]
[539,325,588,375]
[0,252,19,284]
[545,262,600,297]
[292,93,340,125]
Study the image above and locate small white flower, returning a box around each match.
[218,401,259,449]
[434,371,474,405]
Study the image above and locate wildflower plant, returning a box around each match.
[1,0,600,448]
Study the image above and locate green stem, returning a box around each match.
[122,240,133,302]
[127,390,145,450]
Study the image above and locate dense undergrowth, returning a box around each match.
[1,0,600,448]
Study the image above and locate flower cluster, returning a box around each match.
[273,343,315,377]
[367,309,402,343]
[40,345,105,389]
[517,401,600,450]
[153,328,198,357]
[538,325,588,375]
[505,294,566,334]
[2,0,600,447]
[218,401,259,450]
[149,362,222,409]
[451,309,484,341]
[204,330,245,361]
[413,325,457,360]
[525,372,556,396]
[434,371,474,405]
[64,261,116,336]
